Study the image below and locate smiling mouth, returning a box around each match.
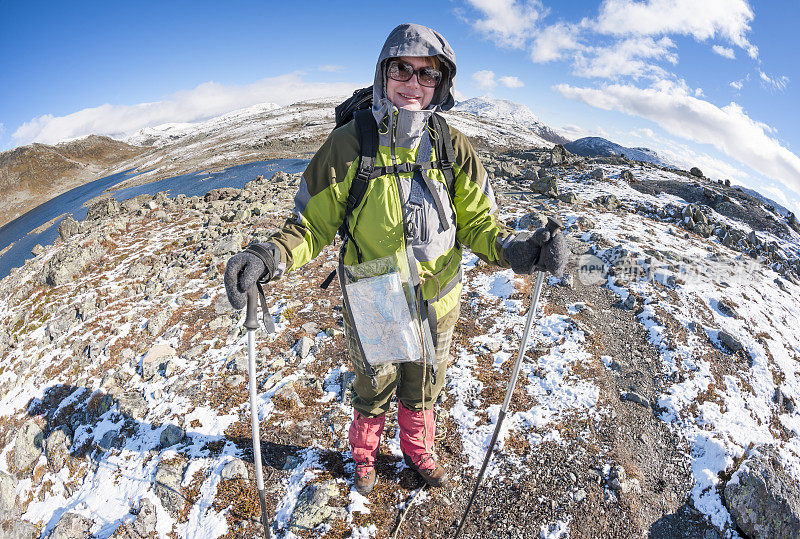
[398,92,421,100]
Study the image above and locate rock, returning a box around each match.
[550,144,567,165]
[115,498,158,538]
[154,459,187,517]
[620,391,650,409]
[212,233,244,256]
[221,458,248,481]
[576,216,595,230]
[44,427,72,472]
[86,198,120,221]
[689,167,704,178]
[274,382,304,410]
[204,187,240,202]
[0,471,16,516]
[227,353,248,373]
[498,161,522,178]
[718,330,744,353]
[301,322,319,335]
[517,211,547,231]
[620,170,635,182]
[226,375,246,386]
[146,310,172,337]
[589,168,604,180]
[295,336,315,358]
[49,512,93,539]
[117,392,148,420]
[595,195,620,210]
[724,446,800,539]
[623,295,637,310]
[557,192,578,204]
[41,240,107,286]
[12,420,43,474]
[289,481,345,532]
[141,344,176,380]
[31,244,45,256]
[160,425,185,448]
[214,294,233,315]
[46,309,76,341]
[573,488,586,503]
[484,338,502,353]
[529,171,559,196]
[58,215,80,241]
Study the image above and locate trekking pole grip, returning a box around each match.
[244,287,259,330]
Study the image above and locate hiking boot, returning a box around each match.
[397,401,447,486]
[403,454,448,487]
[354,464,377,495]
[349,411,386,496]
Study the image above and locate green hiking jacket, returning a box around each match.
[267,23,512,326]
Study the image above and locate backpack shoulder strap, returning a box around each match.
[339,109,378,263]
[430,113,456,196]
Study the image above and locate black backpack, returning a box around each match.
[332,86,458,263]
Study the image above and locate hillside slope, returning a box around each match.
[0,153,798,538]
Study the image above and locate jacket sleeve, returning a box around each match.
[267,122,360,277]
[450,127,512,267]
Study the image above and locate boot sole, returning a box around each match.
[354,473,377,496]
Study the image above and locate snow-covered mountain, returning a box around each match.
[453,97,569,145]
[564,136,672,167]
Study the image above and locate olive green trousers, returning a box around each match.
[345,303,459,417]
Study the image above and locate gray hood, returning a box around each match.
[371,23,457,142]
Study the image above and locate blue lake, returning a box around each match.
[0,159,308,280]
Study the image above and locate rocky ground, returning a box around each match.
[0,148,799,539]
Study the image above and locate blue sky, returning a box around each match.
[2,0,798,213]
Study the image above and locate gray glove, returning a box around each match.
[505,227,568,278]
[224,243,279,309]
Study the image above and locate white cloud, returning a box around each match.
[730,80,744,91]
[712,45,736,59]
[530,22,583,62]
[596,0,758,58]
[574,36,677,79]
[472,70,497,90]
[12,73,359,146]
[318,65,346,72]
[759,71,790,93]
[555,81,800,197]
[499,76,525,88]
[464,0,546,48]
[557,123,610,141]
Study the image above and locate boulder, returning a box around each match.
[498,161,522,178]
[49,512,93,539]
[289,481,346,532]
[159,424,185,448]
[12,420,43,474]
[204,187,240,202]
[0,471,16,516]
[589,168,604,180]
[689,167,704,178]
[141,344,176,380]
[212,233,244,256]
[718,330,744,353]
[146,310,172,337]
[85,198,120,221]
[221,458,248,481]
[295,336,315,358]
[117,392,148,420]
[595,195,620,210]
[113,498,158,538]
[45,427,72,472]
[620,170,635,182]
[154,459,187,517]
[517,211,547,231]
[724,446,800,539]
[716,299,738,318]
[557,192,578,204]
[58,215,80,241]
[41,240,107,286]
[550,144,567,165]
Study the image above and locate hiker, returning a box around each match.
[225,23,567,496]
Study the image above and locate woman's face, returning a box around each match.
[385,56,437,111]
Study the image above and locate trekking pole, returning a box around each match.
[454,217,562,538]
[244,286,271,538]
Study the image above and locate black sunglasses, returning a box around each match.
[386,59,442,88]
